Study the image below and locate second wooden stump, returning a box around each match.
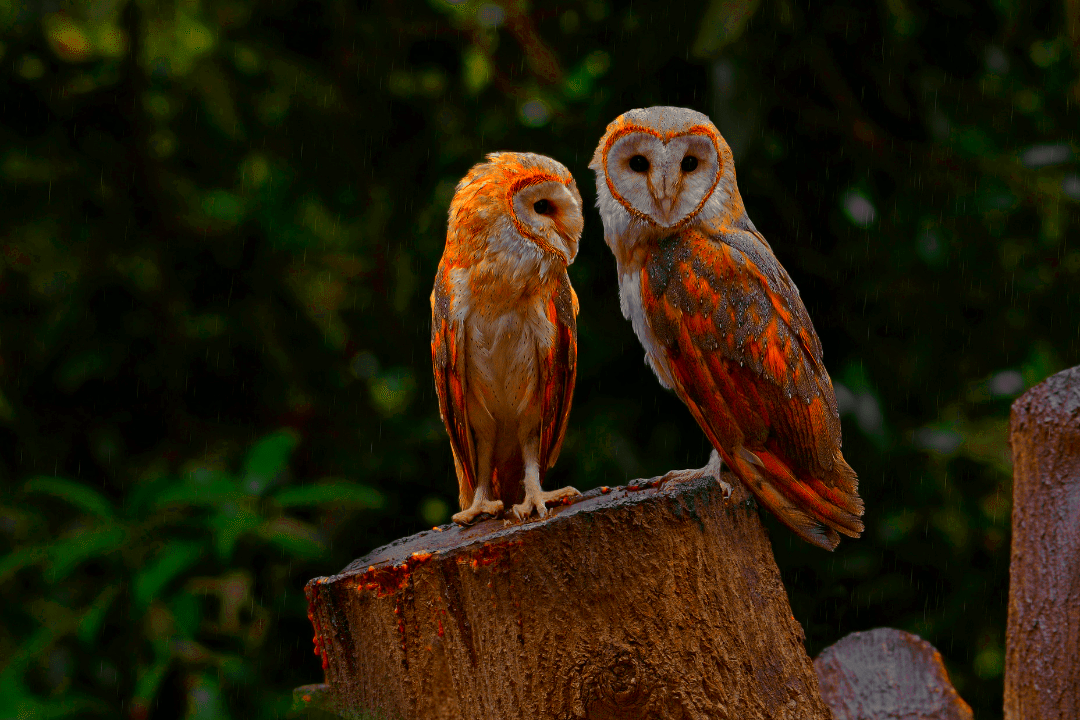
[306,475,830,719]
[1005,365,1080,718]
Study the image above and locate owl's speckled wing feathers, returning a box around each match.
[641,222,864,548]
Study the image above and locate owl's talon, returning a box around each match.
[654,468,701,486]
[452,499,504,526]
[512,485,581,521]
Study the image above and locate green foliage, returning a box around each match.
[1,0,1078,718]
[1,429,380,719]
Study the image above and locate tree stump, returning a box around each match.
[304,475,831,719]
[813,627,972,719]
[1005,365,1080,719]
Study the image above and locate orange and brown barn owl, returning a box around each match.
[431,152,582,525]
[590,106,864,550]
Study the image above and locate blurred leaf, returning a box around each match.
[242,430,299,493]
[692,0,764,58]
[127,474,181,515]
[368,369,416,417]
[565,49,611,100]
[0,545,49,583]
[419,496,450,525]
[24,476,115,519]
[153,480,244,508]
[131,656,172,717]
[170,591,201,637]
[462,46,492,93]
[46,525,126,582]
[272,482,383,509]
[953,126,998,157]
[0,610,77,684]
[257,517,324,559]
[43,12,93,63]
[210,503,262,560]
[134,542,205,609]
[191,60,245,139]
[0,691,103,720]
[185,672,230,720]
[142,7,216,77]
[201,189,246,226]
[77,586,120,644]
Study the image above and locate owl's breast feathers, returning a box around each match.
[639,220,863,548]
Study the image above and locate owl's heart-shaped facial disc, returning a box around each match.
[603,129,722,228]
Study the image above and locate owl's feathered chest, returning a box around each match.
[445,264,560,422]
[612,235,681,391]
[618,266,678,391]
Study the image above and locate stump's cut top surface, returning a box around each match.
[321,475,749,584]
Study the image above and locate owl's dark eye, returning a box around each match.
[681,155,698,173]
[629,155,650,173]
[533,199,553,215]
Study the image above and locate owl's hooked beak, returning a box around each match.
[658,196,676,219]
[655,170,682,224]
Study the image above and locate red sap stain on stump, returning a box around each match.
[354,550,437,598]
[304,579,330,670]
[460,540,523,570]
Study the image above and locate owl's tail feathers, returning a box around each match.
[731,447,864,551]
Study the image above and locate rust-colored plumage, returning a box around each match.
[591,107,864,549]
[431,152,582,524]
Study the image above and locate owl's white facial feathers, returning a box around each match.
[604,133,720,226]
[509,180,582,264]
[593,159,734,268]
[484,215,560,288]
[591,107,739,266]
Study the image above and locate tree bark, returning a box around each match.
[304,475,830,719]
[813,627,972,719]
[1005,364,1080,719]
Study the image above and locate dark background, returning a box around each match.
[2,0,1078,717]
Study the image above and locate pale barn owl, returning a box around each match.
[431,152,583,525]
[590,106,864,550]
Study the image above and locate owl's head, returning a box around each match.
[447,152,583,270]
[590,106,738,242]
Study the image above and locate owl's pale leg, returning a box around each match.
[652,448,733,497]
[452,431,504,525]
[511,435,581,521]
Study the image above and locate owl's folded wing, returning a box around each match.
[538,274,579,475]
[641,226,862,548]
[431,269,477,495]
